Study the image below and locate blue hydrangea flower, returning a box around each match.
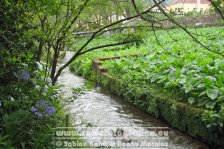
[31,100,55,119]
[14,69,30,81]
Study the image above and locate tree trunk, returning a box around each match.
[50,46,60,81]
[36,41,44,62]
[36,15,46,62]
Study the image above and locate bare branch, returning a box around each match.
[79,40,135,55]
[73,25,151,36]
[52,2,164,84]
[209,0,224,20]
[131,0,165,25]
[131,0,176,57]
[152,0,224,57]
[151,23,177,57]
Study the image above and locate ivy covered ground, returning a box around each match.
[71,26,224,130]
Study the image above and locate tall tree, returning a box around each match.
[26,0,159,84]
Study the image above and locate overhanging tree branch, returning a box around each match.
[131,0,224,57]
[209,0,224,20]
[131,0,165,24]
[74,25,152,36]
[131,0,176,57]
[151,0,224,57]
[50,0,90,80]
[52,2,165,84]
[79,40,136,55]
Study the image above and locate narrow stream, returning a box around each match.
[58,52,209,149]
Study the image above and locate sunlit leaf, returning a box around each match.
[206,89,219,100]
[188,97,194,104]
[205,102,216,109]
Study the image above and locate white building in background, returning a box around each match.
[166,0,211,13]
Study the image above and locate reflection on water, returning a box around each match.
[58,52,209,149]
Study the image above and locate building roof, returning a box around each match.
[169,0,210,5]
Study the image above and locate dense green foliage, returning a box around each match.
[70,26,224,129]
[0,0,66,148]
[0,0,153,147]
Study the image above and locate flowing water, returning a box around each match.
[57,52,209,149]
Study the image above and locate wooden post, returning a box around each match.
[66,114,69,127]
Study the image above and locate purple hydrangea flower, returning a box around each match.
[31,100,56,119]
[31,106,37,112]
[14,69,30,80]
[45,107,56,115]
